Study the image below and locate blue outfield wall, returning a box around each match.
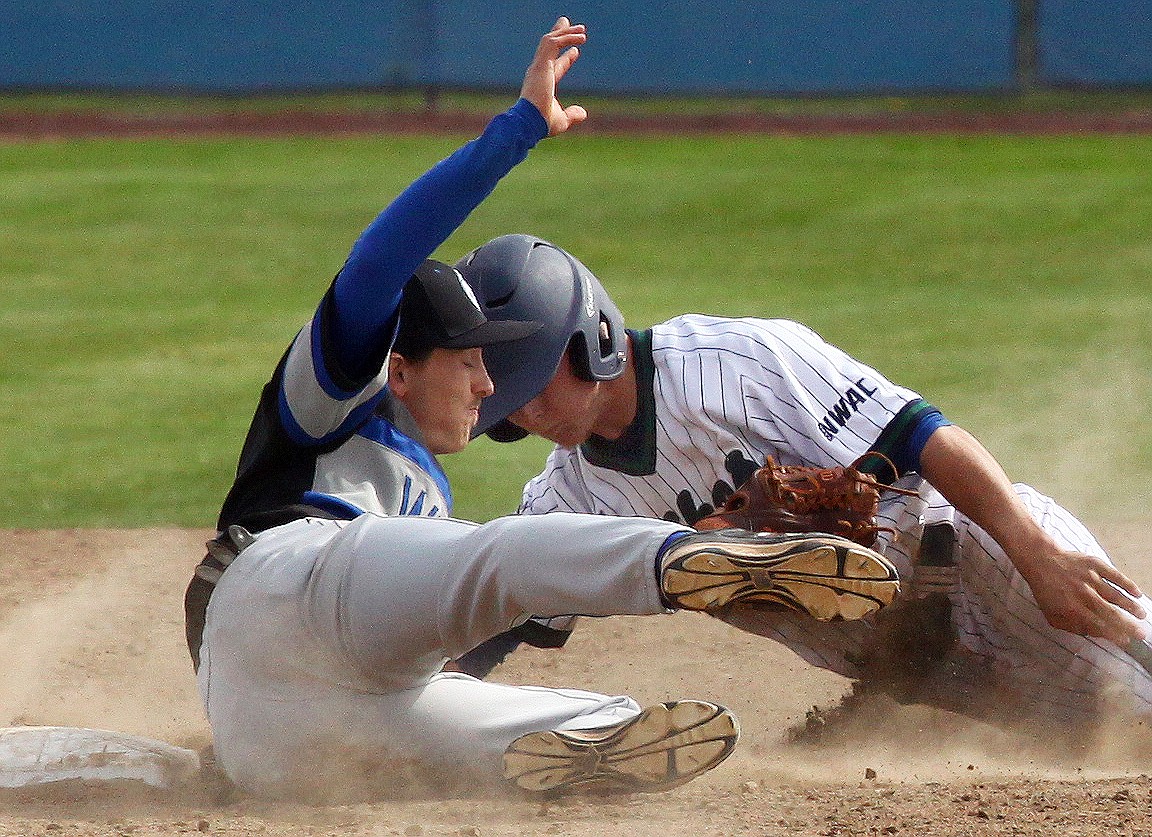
[0,1,1146,94]
[1037,0,1152,87]
[434,2,1017,94]
[0,0,1016,94]
[0,1,425,90]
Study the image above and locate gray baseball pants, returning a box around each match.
[197,512,688,799]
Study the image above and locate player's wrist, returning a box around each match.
[1000,528,1065,579]
[509,98,549,142]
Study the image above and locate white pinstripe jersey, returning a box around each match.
[515,315,1152,723]
[519,315,921,524]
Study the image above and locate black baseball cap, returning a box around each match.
[396,259,541,353]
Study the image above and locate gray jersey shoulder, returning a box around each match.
[276,314,452,520]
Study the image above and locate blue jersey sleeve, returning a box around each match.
[329,98,548,378]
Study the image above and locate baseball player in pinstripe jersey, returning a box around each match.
[455,234,1152,733]
[182,21,907,801]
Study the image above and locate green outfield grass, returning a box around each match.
[2,130,1150,529]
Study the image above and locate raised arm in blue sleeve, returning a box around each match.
[329,98,548,377]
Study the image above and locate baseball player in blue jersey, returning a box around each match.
[181,21,901,802]
[452,233,1152,735]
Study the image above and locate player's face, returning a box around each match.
[508,353,602,447]
[390,347,494,454]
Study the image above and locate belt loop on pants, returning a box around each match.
[195,525,257,585]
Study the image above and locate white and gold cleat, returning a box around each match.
[502,700,738,795]
[660,529,899,620]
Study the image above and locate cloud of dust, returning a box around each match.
[0,530,207,747]
[0,570,120,724]
[984,351,1149,529]
[755,692,1152,786]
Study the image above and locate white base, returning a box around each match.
[0,726,200,789]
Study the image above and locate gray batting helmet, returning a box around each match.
[455,234,627,442]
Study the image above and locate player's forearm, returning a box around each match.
[343,98,547,282]
[918,425,1059,576]
[330,98,549,359]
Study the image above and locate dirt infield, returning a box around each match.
[3,524,1152,836]
[4,107,1152,139]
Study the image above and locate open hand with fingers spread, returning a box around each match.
[520,17,588,136]
[1021,547,1148,646]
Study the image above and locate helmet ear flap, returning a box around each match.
[568,316,623,381]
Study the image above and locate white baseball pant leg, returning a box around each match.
[198,512,687,799]
[947,484,1152,723]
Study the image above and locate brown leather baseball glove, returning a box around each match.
[695,455,914,547]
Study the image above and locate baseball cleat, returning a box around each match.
[659,529,899,620]
[502,700,739,795]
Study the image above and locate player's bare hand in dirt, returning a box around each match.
[1023,549,1147,645]
[520,17,588,136]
